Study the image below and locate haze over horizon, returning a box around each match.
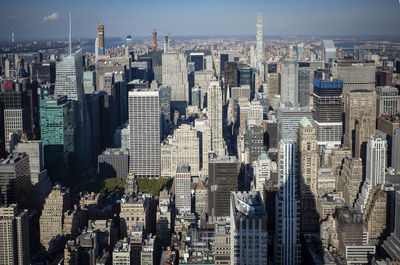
[1,0,400,41]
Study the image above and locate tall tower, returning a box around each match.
[281,59,299,106]
[152,30,157,67]
[297,117,319,232]
[97,25,105,56]
[175,164,191,213]
[207,79,225,155]
[128,89,160,178]
[256,13,263,71]
[275,139,301,265]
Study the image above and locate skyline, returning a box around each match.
[1,0,400,41]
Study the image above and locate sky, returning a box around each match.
[1,0,400,41]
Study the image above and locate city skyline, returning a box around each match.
[1,0,400,41]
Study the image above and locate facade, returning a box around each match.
[162,51,189,113]
[322,40,336,63]
[298,62,310,107]
[362,185,387,239]
[98,148,129,178]
[230,191,268,265]
[40,95,75,182]
[312,76,343,147]
[194,181,208,214]
[276,106,312,141]
[0,205,30,265]
[112,239,131,265]
[190,52,204,71]
[336,60,376,92]
[224,62,239,95]
[159,85,171,123]
[120,195,153,236]
[128,89,160,178]
[343,90,376,153]
[393,128,400,171]
[208,156,239,217]
[376,86,400,116]
[97,25,105,56]
[40,185,70,250]
[281,59,298,106]
[256,13,263,70]
[32,62,56,84]
[83,71,96,94]
[0,153,31,209]
[339,156,363,208]
[382,191,400,260]
[208,79,225,155]
[245,122,264,163]
[297,117,319,232]
[275,140,301,265]
[175,164,191,213]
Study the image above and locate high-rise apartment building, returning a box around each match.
[281,59,298,106]
[128,89,160,178]
[175,164,191,213]
[256,13,263,71]
[230,191,268,265]
[40,95,75,182]
[40,185,70,250]
[208,156,239,217]
[376,86,400,116]
[0,205,30,265]
[162,51,189,114]
[312,74,344,147]
[343,90,376,153]
[275,139,301,265]
[297,117,319,232]
[207,79,225,155]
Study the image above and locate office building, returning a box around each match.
[112,239,131,265]
[128,89,160,178]
[355,135,387,212]
[376,86,400,116]
[312,75,344,147]
[40,185,70,250]
[343,90,376,152]
[0,205,30,265]
[175,164,191,213]
[322,40,336,64]
[194,181,208,214]
[339,156,363,208]
[298,62,310,107]
[220,54,229,77]
[337,60,376,92]
[0,101,4,158]
[141,236,155,265]
[0,153,31,210]
[393,128,400,171]
[40,96,75,182]
[208,156,239,217]
[245,122,264,163]
[275,140,301,265]
[297,117,319,232]
[83,71,96,94]
[239,67,255,100]
[162,51,189,114]
[214,219,231,265]
[256,12,263,70]
[31,62,56,84]
[296,43,305,61]
[281,59,298,106]
[98,148,129,179]
[382,191,400,260]
[190,52,204,71]
[120,194,154,236]
[208,79,225,155]
[191,86,201,108]
[159,85,171,122]
[362,185,387,240]
[230,191,268,265]
[276,106,312,141]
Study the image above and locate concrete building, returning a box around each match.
[113,123,129,150]
[0,152,32,209]
[214,219,231,265]
[393,128,400,171]
[382,191,400,260]
[98,148,129,178]
[128,89,160,178]
[175,164,191,213]
[281,59,298,106]
[230,191,268,265]
[336,60,376,92]
[252,152,271,203]
[339,156,363,208]
[112,239,131,265]
[297,117,319,232]
[362,185,386,240]
[39,185,70,250]
[376,86,400,116]
[208,156,239,217]
[256,13,263,71]
[141,236,155,265]
[317,168,336,197]
[275,140,301,265]
[276,106,312,141]
[162,51,189,114]
[120,194,154,236]
[0,205,30,265]
[322,40,336,64]
[194,181,208,214]
[208,79,225,155]
[343,90,376,153]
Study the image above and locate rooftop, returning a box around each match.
[231,191,266,217]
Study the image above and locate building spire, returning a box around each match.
[69,12,72,55]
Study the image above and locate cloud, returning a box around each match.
[42,12,59,23]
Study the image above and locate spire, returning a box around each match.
[69,12,72,55]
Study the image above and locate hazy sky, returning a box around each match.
[1,0,400,41]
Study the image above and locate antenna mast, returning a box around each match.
[69,12,72,55]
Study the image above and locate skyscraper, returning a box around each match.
[190,52,204,71]
[297,62,310,107]
[97,25,105,55]
[312,73,344,148]
[175,164,191,213]
[276,106,312,141]
[128,89,160,178]
[230,191,268,265]
[322,40,336,64]
[207,79,225,155]
[281,59,298,106]
[275,139,301,265]
[40,95,75,182]
[256,12,263,71]
[162,51,189,114]
[393,128,400,171]
[376,86,400,116]
[337,60,376,93]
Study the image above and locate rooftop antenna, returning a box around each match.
[69,12,72,55]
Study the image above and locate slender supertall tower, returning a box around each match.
[11,31,15,72]
[207,79,225,155]
[256,13,263,71]
[275,139,301,265]
[152,29,157,67]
